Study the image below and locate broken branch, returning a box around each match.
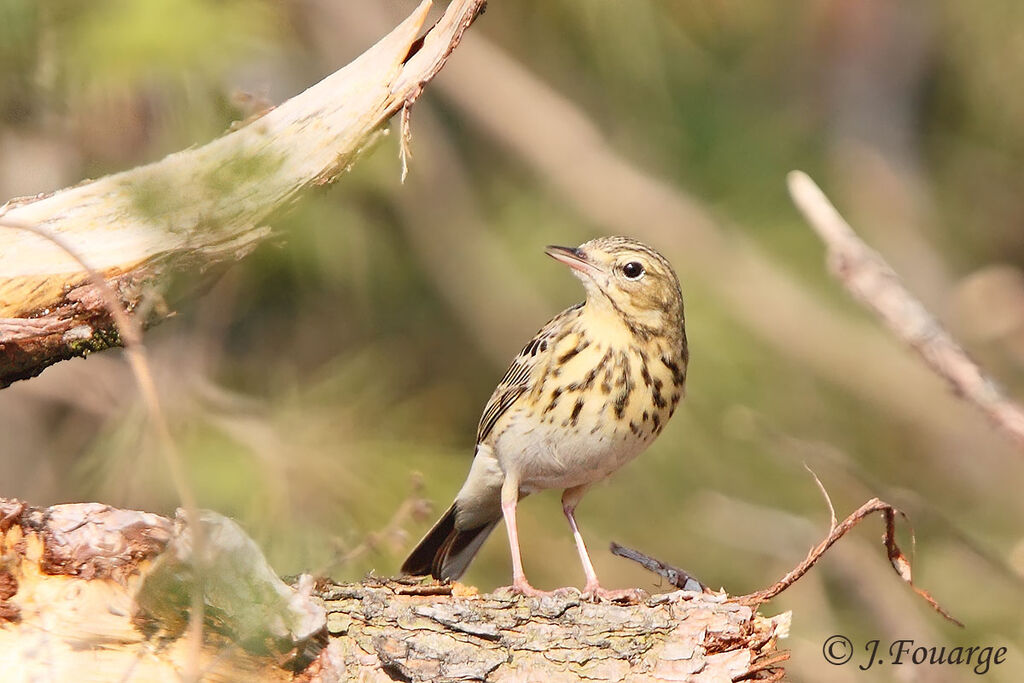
[735,497,962,627]
[610,542,709,593]
[789,170,1024,455]
[0,0,488,388]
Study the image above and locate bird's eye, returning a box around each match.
[622,261,645,280]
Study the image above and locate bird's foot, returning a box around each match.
[580,583,647,603]
[501,579,563,599]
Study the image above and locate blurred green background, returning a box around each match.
[2,0,1024,680]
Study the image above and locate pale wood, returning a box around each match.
[0,0,486,387]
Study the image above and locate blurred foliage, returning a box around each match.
[61,0,277,85]
[2,0,1024,679]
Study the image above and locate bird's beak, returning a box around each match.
[545,245,600,277]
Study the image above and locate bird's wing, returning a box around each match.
[475,303,583,443]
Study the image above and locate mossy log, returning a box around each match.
[0,498,789,682]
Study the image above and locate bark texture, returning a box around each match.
[0,498,789,682]
[319,581,788,682]
[0,0,486,388]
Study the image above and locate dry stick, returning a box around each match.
[326,474,431,572]
[804,463,837,530]
[788,170,1024,455]
[734,497,962,627]
[609,543,708,593]
[735,651,791,683]
[0,217,208,683]
[614,468,960,624]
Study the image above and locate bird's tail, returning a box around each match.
[401,503,500,581]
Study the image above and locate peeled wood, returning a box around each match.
[0,499,324,682]
[0,498,789,682]
[0,0,486,388]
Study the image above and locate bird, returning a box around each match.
[401,236,688,599]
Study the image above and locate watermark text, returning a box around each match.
[822,635,1008,675]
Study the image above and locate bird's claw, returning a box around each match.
[580,585,646,603]
[501,579,645,603]
[501,580,561,598]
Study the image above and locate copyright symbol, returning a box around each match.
[823,635,853,665]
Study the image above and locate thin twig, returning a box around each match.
[0,217,207,682]
[609,542,708,592]
[789,170,1024,455]
[400,100,414,183]
[734,651,791,682]
[734,497,962,627]
[325,473,432,573]
[803,463,836,530]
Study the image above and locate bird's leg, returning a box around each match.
[562,485,643,603]
[500,474,549,597]
[561,484,600,591]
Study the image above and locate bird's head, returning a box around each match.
[545,236,685,339]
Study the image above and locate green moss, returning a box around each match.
[66,325,123,357]
[126,173,186,228]
[126,147,285,234]
[200,147,286,198]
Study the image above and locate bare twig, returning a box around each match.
[734,651,791,683]
[803,463,836,530]
[609,542,708,593]
[789,170,1024,455]
[399,101,414,183]
[325,473,432,572]
[734,497,962,627]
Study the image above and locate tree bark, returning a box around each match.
[0,498,789,682]
[0,0,486,388]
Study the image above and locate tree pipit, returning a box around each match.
[403,236,688,600]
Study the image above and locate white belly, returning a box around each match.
[493,410,650,493]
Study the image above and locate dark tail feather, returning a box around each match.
[401,503,499,581]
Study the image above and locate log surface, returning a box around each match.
[318,580,788,682]
[0,498,789,682]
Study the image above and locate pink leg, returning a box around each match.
[561,485,600,592]
[501,474,550,597]
[562,485,643,602]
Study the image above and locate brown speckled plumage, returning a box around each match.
[403,236,687,599]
